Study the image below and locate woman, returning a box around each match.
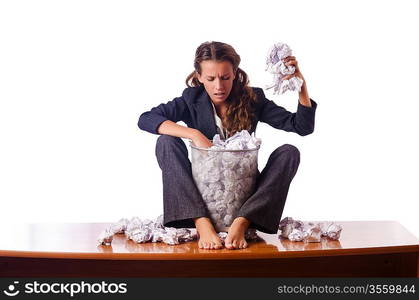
[138,41,317,250]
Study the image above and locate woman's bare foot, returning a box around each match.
[225,217,250,250]
[194,217,223,249]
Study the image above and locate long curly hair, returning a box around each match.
[185,41,257,137]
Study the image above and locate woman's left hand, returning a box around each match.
[282,56,304,82]
[282,56,311,107]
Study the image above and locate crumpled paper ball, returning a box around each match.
[98,215,196,246]
[278,217,343,243]
[265,42,304,94]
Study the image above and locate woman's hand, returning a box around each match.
[282,56,304,80]
[191,130,213,148]
[283,56,311,107]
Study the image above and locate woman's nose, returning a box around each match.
[215,79,223,90]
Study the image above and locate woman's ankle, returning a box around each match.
[232,217,250,229]
[193,217,217,233]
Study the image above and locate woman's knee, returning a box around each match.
[272,144,300,161]
[155,135,186,158]
[156,135,183,148]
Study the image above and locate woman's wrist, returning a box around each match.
[298,83,311,107]
[187,128,201,140]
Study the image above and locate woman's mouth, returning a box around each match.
[214,92,226,98]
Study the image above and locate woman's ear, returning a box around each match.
[196,71,203,83]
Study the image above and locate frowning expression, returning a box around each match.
[197,60,236,106]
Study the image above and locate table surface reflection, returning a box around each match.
[0,221,418,260]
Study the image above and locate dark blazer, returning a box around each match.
[138,85,317,140]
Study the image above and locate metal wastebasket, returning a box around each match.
[190,142,260,232]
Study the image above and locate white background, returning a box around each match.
[1,0,418,237]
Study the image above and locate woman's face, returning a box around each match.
[197,60,236,106]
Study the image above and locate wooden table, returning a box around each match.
[0,221,418,277]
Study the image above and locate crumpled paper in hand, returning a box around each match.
[278,217,342,243]
[265,42,304,94]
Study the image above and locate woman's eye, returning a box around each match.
[206,77,229,81]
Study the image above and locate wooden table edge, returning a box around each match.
[1,245,418,261]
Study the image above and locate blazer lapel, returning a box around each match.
[194,90,218,140]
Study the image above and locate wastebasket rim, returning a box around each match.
[189,141,260,152]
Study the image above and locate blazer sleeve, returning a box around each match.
[137,88,191,135]
[255,87,317,136]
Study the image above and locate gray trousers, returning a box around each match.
[155,135,300,234]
